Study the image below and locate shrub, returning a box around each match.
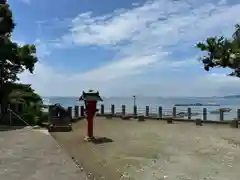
[22,111,36,126]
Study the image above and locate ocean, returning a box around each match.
[43,96,240,121]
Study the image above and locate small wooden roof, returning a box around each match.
[79,90,103,101]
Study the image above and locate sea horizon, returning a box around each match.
[43,95,240,99]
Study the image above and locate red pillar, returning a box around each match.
[85,101,97,138]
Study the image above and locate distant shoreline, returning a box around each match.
[42,95,240,99]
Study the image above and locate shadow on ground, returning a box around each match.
[0,126,25,132]
[91,137,114,144]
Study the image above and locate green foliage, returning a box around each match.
[0,2,14,36]
[9,83,42,104]
[22,111,36,126]
[196,24,240,77]
[0,38,38,83]
[0,1,39,116]
[21,102,47,126]
[0,0,43,126]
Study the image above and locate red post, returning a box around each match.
[85,101,97,138]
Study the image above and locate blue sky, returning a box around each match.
[8,0,240,97]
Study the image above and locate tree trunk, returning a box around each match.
[0,83,11,123]
[0,101,7,123]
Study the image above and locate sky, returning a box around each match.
[7,0,240,97]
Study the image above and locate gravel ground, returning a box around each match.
[52,118,240,180]
[0,126,88,180]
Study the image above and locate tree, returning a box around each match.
[8,83,42,105]
[0,1,38,119]
[196,24,240,77]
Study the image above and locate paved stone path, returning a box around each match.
[0,127,88,180]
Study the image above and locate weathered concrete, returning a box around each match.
[52,117,240,180]
[0,126,88,180]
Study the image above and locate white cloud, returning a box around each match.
[34,39,51,58]
[59,0,240,47]
[19,58,240,97]
[20,0,240,97]
[59,0,191,46]
[53,0,240,79]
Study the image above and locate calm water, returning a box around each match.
[43,96,240,121]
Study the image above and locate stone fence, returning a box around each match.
[66,104,240,123]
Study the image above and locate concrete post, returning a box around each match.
[80,106,84,117]
[187,107,191,120]
[100,104,104,115]
[145,106,149,117]
[67,106,72,119]
[74,106,79,118]
[203,108,207,121]
[138,115,145,121]
[122,105,126,116]
[195,119,202,126]
[220,109,224,121]
[172,107,176,118]
[167,118,173,124]
[237,109,240,120]
[133,105,137,117]
[158,106,162,119]
[230,119,238,128]
[111,104,115,116]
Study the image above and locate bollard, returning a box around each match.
[195,118,202,126]
[106,114,112,119]
[172,107,176,118]
[74,106,79,118]
[166,118,173,124]
[138,115,145,122]
[237,109,240,120]
[80,106,84,117]
[122,116,131,120]
[145,106,149,117]
[133,105,137,117]
[230,119,238,128]
[121,115,131,120]
[111,104,115,116]
[219,109,224,121]
[158,106,162,119]
[203,108,207,121]
[67,106,72,119]
[187,107,191,120]
[100,104,104,115]
[122,105,126,116]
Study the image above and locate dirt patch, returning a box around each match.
[52,117,240,180]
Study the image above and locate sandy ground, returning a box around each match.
[51,117,240,180]
[0,126,88,180]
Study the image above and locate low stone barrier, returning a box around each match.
[195,119,202,126]
[138,115,145,122]
[229,119,239,128]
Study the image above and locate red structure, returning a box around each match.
[79,90,102,141]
